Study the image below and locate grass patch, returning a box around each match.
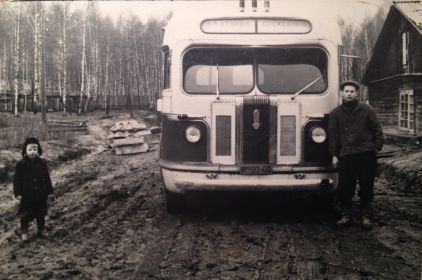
[0,112,77,149]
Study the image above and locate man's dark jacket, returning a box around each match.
[328,102,384,157]
[13,156,53,203]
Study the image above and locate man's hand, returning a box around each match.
[331,156,339,167]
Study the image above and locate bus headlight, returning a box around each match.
[310,126,326,143]
[185,125,201,143]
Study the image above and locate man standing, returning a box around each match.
[328,80,384,229]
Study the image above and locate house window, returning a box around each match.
[401,31,409,72]
[399,89,415,133]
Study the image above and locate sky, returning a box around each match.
[2,0,390,30]
[64,0,390,27]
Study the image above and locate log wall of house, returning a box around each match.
[413,29,422,73]
[365,5,422,138]
[365,10,402,81]
[365,10,422,82]
[415,82,422,136]
[368,79,400,131]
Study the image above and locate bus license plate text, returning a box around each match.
[240,165,272,175]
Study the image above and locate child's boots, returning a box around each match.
[21,232,28,241]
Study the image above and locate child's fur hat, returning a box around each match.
[22,137,43,157]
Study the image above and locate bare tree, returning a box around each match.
[13,4,21,116]
[104,38,110,114]
[2,42,8,111]
[337,17,356,82]
[40,5,47,124]
[23,48,29,113]
[353,7,387,79]
[78,11,86,114]
[33,2,43,114]
[1,2,169,115]
[57,2,70,115]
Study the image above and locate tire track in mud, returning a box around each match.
[1,145,162,279]
[55,152,162,279]
[133,188,421,280]
[272,223,328,279]
[135,214,278,280]
[133,214,184,279]
[2,113,421,279]
[188,219,266,280]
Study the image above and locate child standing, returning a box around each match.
[13,137,53,241]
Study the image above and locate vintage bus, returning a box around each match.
[157,0,341,212]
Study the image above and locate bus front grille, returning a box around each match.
[215,115,232,156]
[280,116,296,156]
[243,96,270,163]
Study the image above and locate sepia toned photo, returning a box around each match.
[0,0,421,279]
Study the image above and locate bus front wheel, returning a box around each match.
[164,188,185,214]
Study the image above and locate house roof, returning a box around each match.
[363,1,422,84]
[394,0,422,35]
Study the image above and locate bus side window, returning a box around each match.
[163,50,171,89]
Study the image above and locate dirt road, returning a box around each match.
[0,112,421,280]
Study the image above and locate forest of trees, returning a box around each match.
[0,2,167,118]
[0,1,392,118]
[338,1,391,98]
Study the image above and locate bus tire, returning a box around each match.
[164,188,185,214]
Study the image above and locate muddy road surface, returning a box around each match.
[0,113,421,280]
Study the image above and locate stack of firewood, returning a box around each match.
[107,120,150,155]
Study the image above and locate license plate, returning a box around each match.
[240,165,272,175]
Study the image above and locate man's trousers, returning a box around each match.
[336,151,378,216]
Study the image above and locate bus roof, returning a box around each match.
[163,1,342,46]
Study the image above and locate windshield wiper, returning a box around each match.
[290,72,326,100]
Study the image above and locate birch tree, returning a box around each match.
[0,3,170,115]
[22,48,28,113]
[79,12,86,114]
[2,42,7,111]
[0,6,12,112]
[57,2,70,115]
[337,18,355,82]
[13,4,21,116]
[40,6,47,124]
[33,2,43,114]
[104,39,110,114]
[353,7,387,80]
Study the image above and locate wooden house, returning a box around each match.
[363,1,422,142]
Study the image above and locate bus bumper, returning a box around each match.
[160,161,338,194]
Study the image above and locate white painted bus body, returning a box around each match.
[158,2,341,202]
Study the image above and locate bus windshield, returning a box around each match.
[183,47,327,95]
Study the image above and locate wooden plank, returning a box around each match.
[48,127,88,133]
[110,120,147,132]
[133,130,151,137]
[113,137,146,147]
[115,142,149,155]
[107,131,130,139]
[108,130,151,139]
[149,126,161,134]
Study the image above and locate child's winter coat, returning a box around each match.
[13,156,53,215]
